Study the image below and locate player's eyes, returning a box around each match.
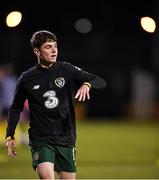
[46,45,51,49]
[47,45,57,48]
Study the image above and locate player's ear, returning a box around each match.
[34,48,40,56]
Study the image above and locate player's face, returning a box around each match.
[39,41,58,64]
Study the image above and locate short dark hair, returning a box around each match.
[30,30,57,49]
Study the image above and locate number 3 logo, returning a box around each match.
[43,90,59,109]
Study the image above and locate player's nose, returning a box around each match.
[51,48,56,54]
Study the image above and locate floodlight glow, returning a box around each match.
[140,16,156,33]
[6,11,22,27]
[75,18,92,33]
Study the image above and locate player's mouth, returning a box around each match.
[51,55,57,58]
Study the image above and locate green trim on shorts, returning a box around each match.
[30,143,76,172]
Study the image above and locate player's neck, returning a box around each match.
[40,63,53,69]
[39,59,54,69]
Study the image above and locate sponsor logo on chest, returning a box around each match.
[33,85,40,90]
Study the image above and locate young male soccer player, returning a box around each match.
[5,30,106,179]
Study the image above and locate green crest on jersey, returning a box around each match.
[55,77,65,88]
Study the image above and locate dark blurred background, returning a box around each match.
[0,0,159,120]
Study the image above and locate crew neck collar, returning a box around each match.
[36,62,56,71]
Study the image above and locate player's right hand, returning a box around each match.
[6,139,16,157]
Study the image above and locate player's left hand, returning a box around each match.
[75,84,90,101]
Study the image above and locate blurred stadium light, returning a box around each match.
[75,18,93,33]
[6,11,22,27]
[140,16,156,33]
